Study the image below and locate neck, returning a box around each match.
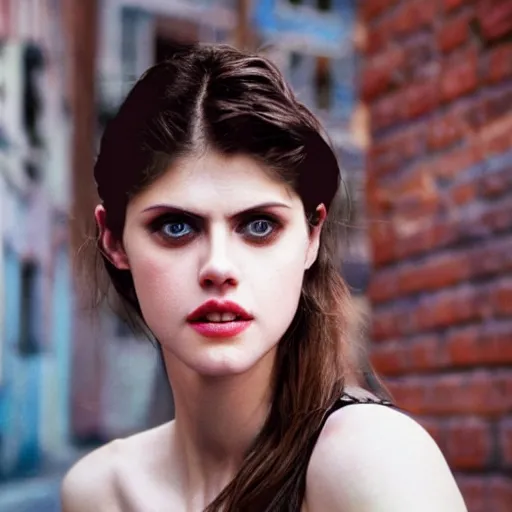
[163,347,276,504]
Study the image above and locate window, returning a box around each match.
[317,0,332,10]
[19,260,41,355]
[290,51,303,71]
[23,43,45,149]
[121,8,140,83]
[24,161,40,182]
[314,56,332,110]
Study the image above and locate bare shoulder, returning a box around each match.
[61,422,173,512]
[305,403,468,512]
[60,439,122,512]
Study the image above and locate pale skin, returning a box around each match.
[62,151,467,511]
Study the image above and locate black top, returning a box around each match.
[330,391,395,412]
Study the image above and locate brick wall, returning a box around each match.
[360,1,512,511]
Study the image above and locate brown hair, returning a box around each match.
[92,43,382,511]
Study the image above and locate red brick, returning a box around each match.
[446,327,479,366]
[437,11,472,53]
[442,0,470,12]
[456,476,486,512]
[469,235,512,277]
[372,307,401,341]
[433,144,481,179]
[372,335,447,375]
[399,253,470,295]
[365,17,394,55]
[477,0,512,42]
[415,294,455,331]
[427,111,465,150]
[479,113,512,155]
[368,130,425,176]
[491,279,512,316]
[392,0,438,37]
[370,340,409,375]
[458,476,512,512]
[499,417,512,468]
[403,35,437,79]
[369,221,397,266]
[391,166,437,201]
[479,167,512,198]
[441,49,479,103]
[395,224,437,259]
[451,181,476,205]
[404,78,440,119]
[409,335,447,371]
[447,322,512,366]
[386,378,429,414]
[360,0,398,22]
[368,268,399,303]
[488,477,512,512]
[485,87,512,125]
[393,194,440,222]
[372,125,426,170]
[482,198,512,234]
[371,90,404,131]
[462,97,488,130]
[361,47,405,101]
[425,371,512,416]
[445,417,493,469]
[418,418,444,447]
[486,43,512,84]
[430,220,457,248]
[367,150,402,178]
[414,286,486,332]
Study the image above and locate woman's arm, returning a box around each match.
[306,404,468,511]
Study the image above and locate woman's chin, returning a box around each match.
[190,346,263,378]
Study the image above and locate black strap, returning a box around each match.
[333,391,394,409]
[321,392,395,428]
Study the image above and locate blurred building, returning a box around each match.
[0,0,73,478]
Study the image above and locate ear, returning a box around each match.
[305,204,327,270]
[94,205,130,270]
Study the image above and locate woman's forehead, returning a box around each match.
[128,151,299,214]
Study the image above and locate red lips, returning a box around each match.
[186,299,253,339]
[187,299,253,322]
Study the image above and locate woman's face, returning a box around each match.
[98,151,325,377]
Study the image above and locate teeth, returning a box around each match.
[205,313,222,322]
[205,312,237,322]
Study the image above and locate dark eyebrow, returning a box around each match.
[141,202,291,219]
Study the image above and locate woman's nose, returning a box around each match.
[198,232,239,291]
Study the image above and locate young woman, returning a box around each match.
[61,44,467,511]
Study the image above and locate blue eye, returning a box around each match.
[161,221,193,238]
[247,219,273,237]
[240,218,280,242]
[149,214,197,242]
